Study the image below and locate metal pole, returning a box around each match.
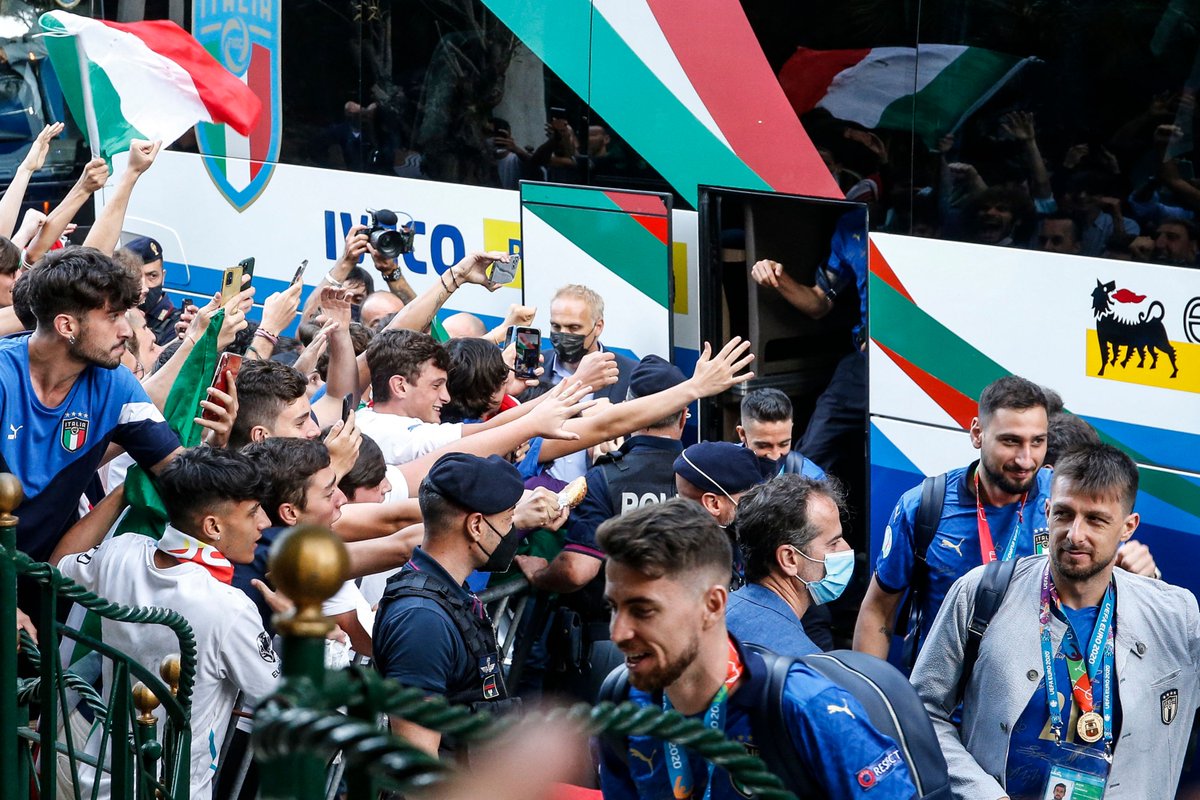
[0,474,25,800]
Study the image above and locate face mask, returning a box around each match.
[792,546,854,605]
[477,518,521,573]
[550,329,590,363]
[140,285,163,312]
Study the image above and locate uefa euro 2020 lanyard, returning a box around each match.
[974,468,1028,564]
[662,639,744,800]
[1039,563,1116,760]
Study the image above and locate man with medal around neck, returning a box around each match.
[911,444,1200,799]
[854,375,1159,667]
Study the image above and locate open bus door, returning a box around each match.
[696,186,869,528]
[519,181,674,365]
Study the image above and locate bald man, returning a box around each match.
[441,311,488,339]
[361,291,405,332]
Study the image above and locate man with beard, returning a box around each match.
[597,499,917,799]
[1,247,181,565]
[911,445,1200,799]
[853,376,1157,666]
[373,453,526,756]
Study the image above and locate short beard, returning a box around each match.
[69,336,121,370]
[1051,546,1113,583]
[626,635,701,693]
[982,459,1036,496]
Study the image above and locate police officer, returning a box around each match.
[126,236,180,345]
[373,452,524,756]
[523,354,687,697]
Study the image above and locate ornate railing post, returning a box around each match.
[257,525,349,800]
[0,474,24,800]
[132,681,163,800]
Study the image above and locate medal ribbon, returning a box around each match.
[157,525,234,584]
[662,639,743,800]
[1039,563,1116,752]
[974,467,1028,564]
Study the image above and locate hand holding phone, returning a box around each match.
[341,393,354,422]
[514,327,541,379]
[488,255,518,285]
[292,259,309,285]
[220,266,244,303]
[203,352,243,421]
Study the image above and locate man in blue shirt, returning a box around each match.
[373,453,526,756]
[598,498,916,799]
[853,375,1158,666]
[727,474,852,658]
[5,247,181,564]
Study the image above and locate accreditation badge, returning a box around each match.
[1043,764,1107,799]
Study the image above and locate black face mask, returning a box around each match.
[477,518,520,573]
[550,330,590,364]
[140,285,164,312]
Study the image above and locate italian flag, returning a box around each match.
[39,11,260,159]
[779,45,1034,147]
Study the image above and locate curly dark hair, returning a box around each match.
[25,246,141,326]
[441,337,508,422]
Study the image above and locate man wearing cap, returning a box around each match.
[673,440,773,583]
[124,236,179,345]
[373,452,526,756]
[522,355,688,697]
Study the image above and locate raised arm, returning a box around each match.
[83,140,162,256]
[26,157,108,263]
[0,123,63,238]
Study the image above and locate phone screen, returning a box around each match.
[341,393,354,422]
[291,259,309,285]
[514,328,541,379]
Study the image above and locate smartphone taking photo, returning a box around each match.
[203,352,243,421]
[514,327,541,380]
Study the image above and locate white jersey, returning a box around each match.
[59,532,280,800]
[356,407,462,465]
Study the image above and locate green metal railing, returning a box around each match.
[0,474,195,800]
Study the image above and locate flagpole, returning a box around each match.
[72,32,100,160]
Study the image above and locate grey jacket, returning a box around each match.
[912,556,1200,799]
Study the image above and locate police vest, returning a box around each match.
[378,568,519,714]
[597,443,678,515]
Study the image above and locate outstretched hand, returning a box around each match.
[20,122,64,174]
[688,337,755,397]
[528,379,597,440]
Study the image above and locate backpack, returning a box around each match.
[598,644,953,799]
[895,473,946,672]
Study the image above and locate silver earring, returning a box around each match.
[68,336,77,345]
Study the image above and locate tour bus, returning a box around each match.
[17,0,1200,673]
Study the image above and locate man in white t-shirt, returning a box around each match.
[58,446,278,800]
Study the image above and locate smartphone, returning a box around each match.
[291,259,309,286]
[181,298,195,310]
[488,255,518,285]
[341,392,354,422]
[514,327,541,379]
[203,352,243,421]
[238,257,256,284]
[220,265,243,303]
[549,106,567,120]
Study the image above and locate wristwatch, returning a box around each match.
[381,267,403,282]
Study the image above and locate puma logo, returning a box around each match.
[939,538,964,557]
[7,424,20,440]
[629,747,656,769]
[826,699,856,719]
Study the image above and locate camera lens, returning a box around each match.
[370,228,403,258]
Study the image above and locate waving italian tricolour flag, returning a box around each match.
[39,11,260,159]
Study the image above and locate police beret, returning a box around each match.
[125,236,163,263]
[628,354,687,399]
[425,452,524,514]
[674,441,773,496]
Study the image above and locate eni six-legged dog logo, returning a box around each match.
[1090,280,1180,383]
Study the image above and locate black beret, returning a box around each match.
[425,452,524,514]
[124,236,163,263]
[674,442,773,496]
[628,354,686,399]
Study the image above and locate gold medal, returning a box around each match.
[1077,711,1104,743]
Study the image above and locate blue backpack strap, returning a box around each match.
[742,644,820,798]
[900,473,947,671]
[955,556,1019,705]
[596,664,633,767]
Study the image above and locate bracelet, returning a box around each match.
[323,271,346,289]
[254,327,279,345]
[184,333,197,347]
[440,271,455,293]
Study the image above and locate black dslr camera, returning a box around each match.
[366,209,414,259]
